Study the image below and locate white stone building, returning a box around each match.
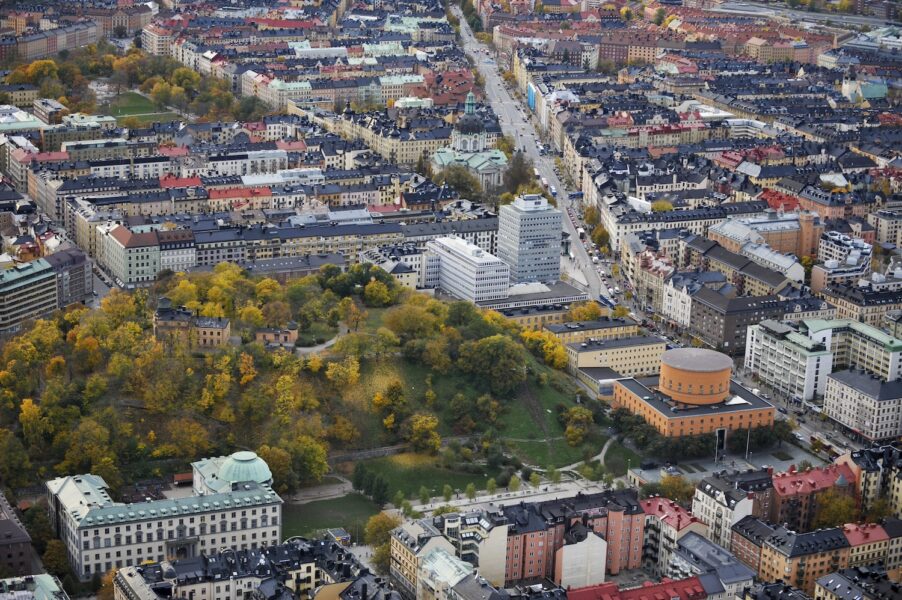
[497,194,562,284]
[46,452,283,581]
[424,236,510,302]
[824,370,902,443]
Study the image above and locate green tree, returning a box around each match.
[289,435,328,482]
[564,406,594,446]
[443,484,453,502]
[529,472,541,487]
[363,280,393,307]
[584,205,600,227]
[659,475,695,504]
[612,305,630,318]
[408,413,441,454]
[434,164,483,199]
[0,428,30,487]
[812,488,858,528]
[509,475,521,492]
[457,335,527,396]
[419,485,431,505]
[503,152,534,195]
[653,8,667,25]
[256,445,298,494]
[465,483,476,500]
[591,224,610,250]
[393,490,405,508]
[486,478,497,495]
[42,540,71,578]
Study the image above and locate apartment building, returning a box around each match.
[835,444,902,520]
[0,493,34,576]
[0,258,59,332]
[430,507,509,586]
[46,452,283,581]
[0,575,67,600]
[692,469,773,550]
[824,370,902,443]
[745,320,833,401]
[666,532,756,600]
[44,247,93,308]
[814,565,897,600]
[100,226,161,288]
[769,464,857,532]
[565,336,667,377]
[842,523,890,567]
[758,527,850,596]
[640,498,707,577]
[424,236,510,302]
[497,195,562,284]
[544,317,637,344]
[821,285,902,327]
[389,519,456,599]
[730,516,776,572]
[114,539,364,600]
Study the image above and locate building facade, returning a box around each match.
[497,195,562,284]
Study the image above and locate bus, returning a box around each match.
[568,191,584,200]
[577,227,586,240]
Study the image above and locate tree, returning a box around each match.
[256,445,298,494]
[171,67,201,92]
[866,497,893,522]
[651,200,674,212]
[150,81,173,109]
[812,488,858,528]
[568,301,603,321]
[434,165,482,199]
[509,475,521,492]
[486,478,497,495]
[584,205,600,227]
[529,472,541,488]
[466,483,476,500]
[0,428,31,487]
[419,485,431,505]
[503,152,534,195]
[591,224,610,250]
[363,280,392,307]
[98,569,118,600]
[837,0,854,12]
[365,512,401,574]
[659,475,695,504]
[653,7,667,25]
[409,413,441,454]
[338,297,367,331]
[457,335,527,396]
[619,7,633,20]
[42,540,71,578]
[289,435,328,482]
[443,484,453,502]
[564,406,594,446]
[612,305,630,318]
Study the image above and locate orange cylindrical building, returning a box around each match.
[658,348,733,406]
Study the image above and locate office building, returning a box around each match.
[46,450,283,581]
[424,236,509,302]
[497,195,562,284]
[0,259,58,332]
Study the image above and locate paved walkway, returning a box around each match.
[295,325,347,355]
[560,436,616,471]
[286,475,352,504]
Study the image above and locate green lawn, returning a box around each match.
[603,442,641,476]
[116,112,180,125]
[357,453,500,498]
[298,321,338,347]
[105,91,156,116]
[282,494,379,541]
[507,440,585,469]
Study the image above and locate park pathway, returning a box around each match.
[560,436,616,472]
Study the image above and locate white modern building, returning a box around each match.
[745,317,902,401]
[497,194,562,284]
[744,320,833,401]
[46,452,282,581]
[824,370,902,443]
[424,236,509,302]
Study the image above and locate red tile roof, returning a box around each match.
[641,497,703,532]
[772,463,856,498]
[160,174,202,188]
[209,187,271,199]
[842,522,889,547]
[760,188,800,212]
[568,577,707,600]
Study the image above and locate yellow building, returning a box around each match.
[758,527,850,596]
[565,335,666,377]
[544,316,637,344]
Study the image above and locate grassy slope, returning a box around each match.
[282,493,379,540]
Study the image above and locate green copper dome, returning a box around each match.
[218,451,272,485]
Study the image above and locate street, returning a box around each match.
[453,8,610,303]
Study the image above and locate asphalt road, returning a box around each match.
[454,8,610,303]
[715,1,897,27]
